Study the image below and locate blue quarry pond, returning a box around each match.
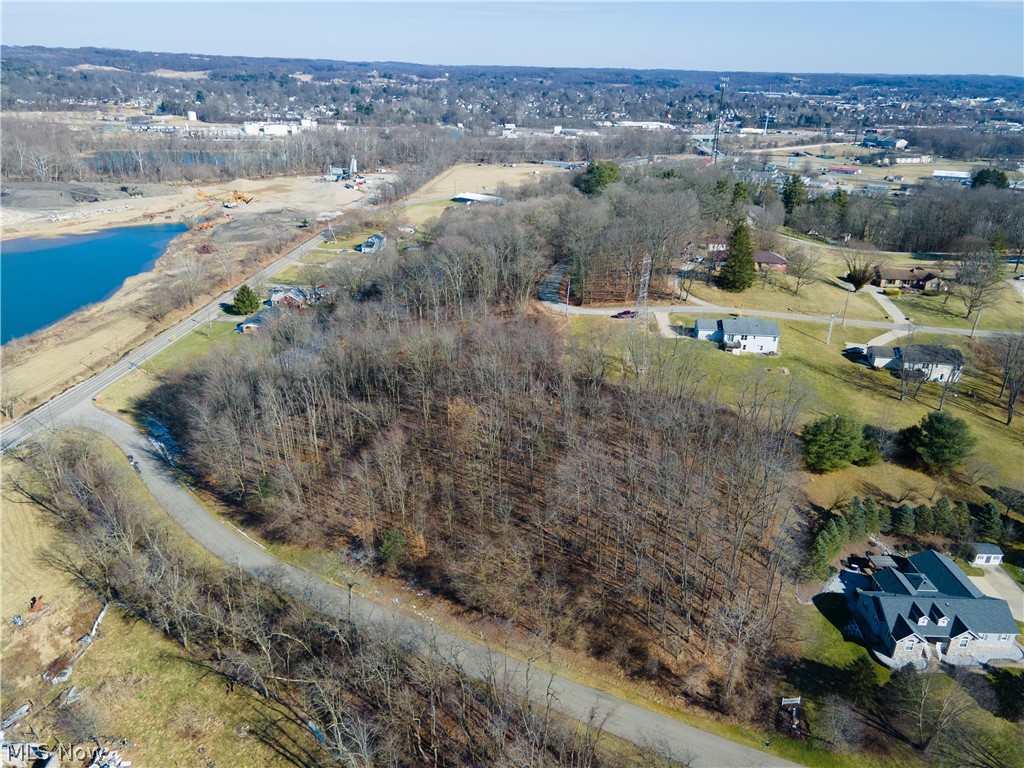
[1,223,187,344]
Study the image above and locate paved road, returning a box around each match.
[0,232,326,453]
[970,567,1024,622]
[539,294,1009,341]
[56,402,797,768]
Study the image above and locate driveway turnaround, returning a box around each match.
[970,567,1024,622]
[54,400,798,768]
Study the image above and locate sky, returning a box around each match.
[2,1,1022,76]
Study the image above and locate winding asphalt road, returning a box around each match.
[49,401,798,768]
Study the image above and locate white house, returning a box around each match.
[868,344,964,383]
[972,544,1004,566]
[693,317,780,355]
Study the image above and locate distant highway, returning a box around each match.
[0,231,325,453]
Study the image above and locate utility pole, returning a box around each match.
[841,289,851,326]
[712,77,729,164]
[565,275,571,316]
[826,311,836,345]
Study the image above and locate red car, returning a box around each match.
[611,310,637,319]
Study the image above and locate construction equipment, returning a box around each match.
[196,189,217,200]
[231,191,254,204]
[197,221,215,231]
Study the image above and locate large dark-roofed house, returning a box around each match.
[853,549,1020,667]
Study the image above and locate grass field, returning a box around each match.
[0,442,296,766]
[410,162,559,201]
[97,320,239,419]
[685,276,883,322]
[636,316,1024,487]
[889,284,1024,332]
[403,199,459,228]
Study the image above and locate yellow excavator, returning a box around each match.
[196,189,217,200]
[231,191,254,204]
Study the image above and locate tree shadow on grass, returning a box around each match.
[173,653,321,768]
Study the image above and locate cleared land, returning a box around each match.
[409,161,561,201]
[1,175,371,412]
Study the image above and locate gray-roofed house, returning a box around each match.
[867,344,963,383]
[971,544,1004,566]
[692,317,780,355]
[359,233,387,253]
[868,345,900,370]
[903,344,965,383]
[853,549,1019,666]
[237,308,283,334]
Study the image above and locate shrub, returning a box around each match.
[378,528,408,567]
[802,415,876,472]
[882,288,902,296]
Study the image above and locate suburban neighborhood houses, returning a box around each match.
[852,550,1021,667]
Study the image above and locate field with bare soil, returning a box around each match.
[1,175,374,414]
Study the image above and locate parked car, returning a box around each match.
[611,310,637,319]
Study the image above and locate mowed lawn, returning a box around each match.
[685,276,883,321]
[97,320,239,420]
[889,283,1024,332]
[591,315,1024,487]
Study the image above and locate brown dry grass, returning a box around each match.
[0,447,296,766]
[410,162,560,201]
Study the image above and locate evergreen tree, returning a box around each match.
[953,501,972,536]
[895,504,916,537]
[836,514,851,546]
[831,188,850,227]
[802,414,869,472]
[931,496,954,536]
[877,502,893,534]
[717,222,756,292]
[822,518,844,556]
[901,412,976,474]
[914,504,935,536]
[807,535,832,580]
[731,181,749,206]
[978,501,1003,541]
[848,497,867,541]
[574,160,621,195]
[864,498,881,535]
[231,283,262,315]
[782,174,808,214]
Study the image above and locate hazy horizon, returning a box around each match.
[2,2,1022,78]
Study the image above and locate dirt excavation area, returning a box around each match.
[1,176,371,413]
[0,163,561,415]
